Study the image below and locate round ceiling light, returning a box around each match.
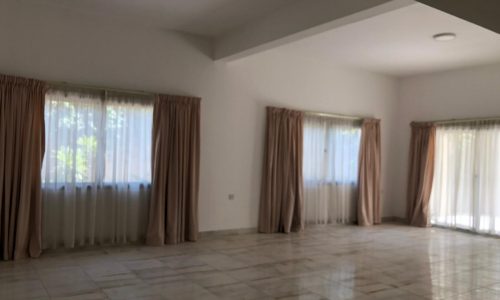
[433,32,456,41]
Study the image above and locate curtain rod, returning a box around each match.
[431,116,500,125]
[47,80,156,97]
[305,111,364,120]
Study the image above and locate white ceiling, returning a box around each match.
[274,3,500,77]
[21,0,293,37]
[11,0,500,76]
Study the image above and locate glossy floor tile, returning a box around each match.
[2,224,500,299]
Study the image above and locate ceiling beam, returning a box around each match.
[214,0,415,61]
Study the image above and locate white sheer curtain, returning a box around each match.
[42,88,153,249]
[303,116,361,224]
[430,121,500,234]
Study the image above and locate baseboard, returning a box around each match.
[198,219,410,238]
[381,216,408,224]
[198,227,257,238]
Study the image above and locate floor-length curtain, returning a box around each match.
[407,122,436,227]
[42,88,153,249]
[258,107,304,233]
[357,118,381,226]
[430,121,500,234]
[303,116,361,224]
[146,95,200,245]
[0,74,46,260]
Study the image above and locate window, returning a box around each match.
[303,118,361,184]
[42,88,153,249]
[42,90,152,185]
[303,116,361,224]
[430,121,500,234]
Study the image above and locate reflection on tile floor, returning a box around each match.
[2,224,500,299]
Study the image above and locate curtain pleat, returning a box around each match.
[258,107,304,233]
[0,74,46,260]
[147,94,200,245]
[407,122,436,227]
[357,118,381,226]
[42,184,151,249]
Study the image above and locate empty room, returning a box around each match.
[2,0,500,299]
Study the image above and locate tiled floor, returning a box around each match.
[2,224,500,300]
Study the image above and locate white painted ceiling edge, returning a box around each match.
[10,0,415,62]
[214,0,415,61]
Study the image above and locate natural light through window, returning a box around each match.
[42,90,153,185]
[41,88,153,249]
[303,116,361,224]
[430,121,500,234]
[303,119,361,185]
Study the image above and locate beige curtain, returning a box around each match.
[357,118,381,226]
[0,74,46,260]
[406,122,436,227]
[146,94,200,245]
[258,107,304,233]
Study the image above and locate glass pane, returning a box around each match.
[103,100,153,183]
[303,117,361,184]
[329,127,361,184]
[42,89,102,184]
[42,88,153,186]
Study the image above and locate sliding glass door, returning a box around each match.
[430,121,500,234]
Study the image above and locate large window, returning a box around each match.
[43,90,152,185]
[303,116,361,224]
[430,121,500,234]
[42,88,153,249]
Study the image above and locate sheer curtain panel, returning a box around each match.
[303,116,361,224]
[430,121,500,234]
[0,74,46,260]
[42,88,153,249]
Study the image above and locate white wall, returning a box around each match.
[0,1,399,231]
[391,64,500,217]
